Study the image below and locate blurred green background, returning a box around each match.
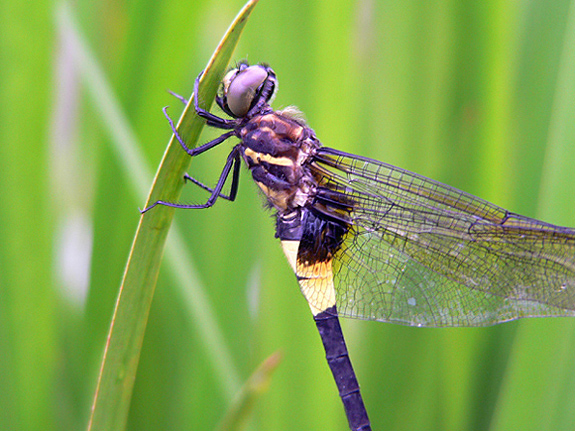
[2,0,575,430]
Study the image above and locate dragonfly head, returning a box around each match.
[217,62,278,118]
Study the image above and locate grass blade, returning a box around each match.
[87,1,260,430]
[216,352,282,431]
[57,1,243,399]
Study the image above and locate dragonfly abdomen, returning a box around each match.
[315,306,371,431]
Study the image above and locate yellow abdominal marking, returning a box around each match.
[244,147,295,167]
[281,240,299,272]
[281,240,337,316]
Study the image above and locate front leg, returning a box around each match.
[168,90,188,105]
[193,70,237,129]
[163,107,235,157]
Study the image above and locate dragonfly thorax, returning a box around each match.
[239,111,321,213]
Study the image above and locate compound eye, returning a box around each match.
[221,69,239,95]
[225,65,268,117]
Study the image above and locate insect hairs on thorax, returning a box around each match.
[237,109,353,264]
[205,61,353,262]
[238,110,321,215]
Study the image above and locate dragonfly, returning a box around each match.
[142,62,575,431]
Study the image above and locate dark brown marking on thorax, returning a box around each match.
[238,112,320,212]
[240,113,306,160]
[238,111,353,264]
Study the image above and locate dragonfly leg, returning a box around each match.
[167,90,188,105]
[193,70,237,129]
[183,151,240,202]
[141,146,241,213]
[163,106,236,157]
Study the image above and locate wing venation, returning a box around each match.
[312,147,575,327]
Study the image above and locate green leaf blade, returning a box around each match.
[87,2,260,430]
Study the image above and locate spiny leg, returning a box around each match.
[141,146,241,213]
[168,90,188,105]
[193,70,237,129]
[183,153,241,201]
[163,106,235,157]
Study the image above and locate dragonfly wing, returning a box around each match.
[312,147,575,327]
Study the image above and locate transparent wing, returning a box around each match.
[312,147,575,327]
